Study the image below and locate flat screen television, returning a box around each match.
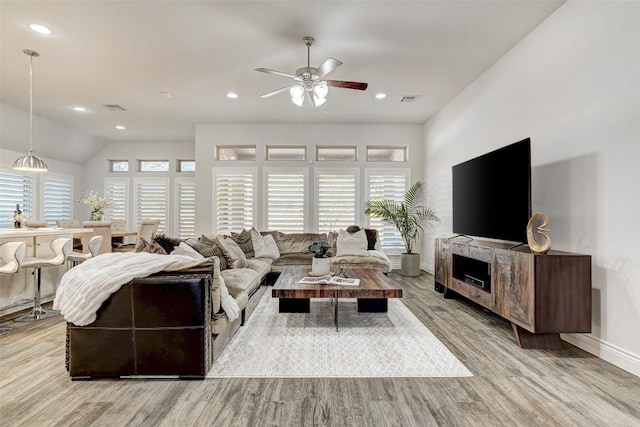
[452,138,531,243]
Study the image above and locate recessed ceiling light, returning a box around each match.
[375,93,387,99]
[115,125,126,130]
[72,106,87,112]
[29,24,53,35]
[227,92,238,99]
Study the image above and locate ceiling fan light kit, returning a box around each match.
[256,36,368,108]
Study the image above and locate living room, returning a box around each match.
[1,1,639,425]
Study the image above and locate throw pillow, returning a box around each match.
[153,233,183,255]
[135,237,168,255]
[199,235,228,270]
[259,234,280,259]
[215,235,248,269]
[336,229,368,257]
[231,229,254,257]
[170,241,205,260]
[327,231,339,257]
[363,229,378,251]
[250,227,266,256]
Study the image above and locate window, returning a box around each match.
[264,169,307,233]
[134,178,169,234]
[367,146,407,162]
[0,170,34,228]
[213,169,255,233]
[316,146,357,162]
[104,178,129,222]
[175,178,196,239]
[366,169,409,250]
[177,160,196,172]
[139,160,170,172]
[316,169,359,233]
[109,160,129,172]
[42,174,73,226]
[216,145,256,161]
[266,146,306,161]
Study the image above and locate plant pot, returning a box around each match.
[401,253,421,277]
[312,257,331,275]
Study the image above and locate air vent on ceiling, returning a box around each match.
[400,95,420,103]
[102,104,126,111]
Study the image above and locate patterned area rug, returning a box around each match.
[208,291,473,378]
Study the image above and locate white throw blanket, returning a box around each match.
[54,252,198,326]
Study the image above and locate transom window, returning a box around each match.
[109,160,129,172]
[266,146,306,161]
[216,145,256,161]
[367,146,407,162]
[139,160,170,172]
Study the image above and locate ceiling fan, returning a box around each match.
[256,36,368,107]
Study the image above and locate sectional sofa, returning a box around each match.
[65,229,391,379]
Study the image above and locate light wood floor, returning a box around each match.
[1,271,639,426]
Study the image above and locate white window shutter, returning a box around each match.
[134,178,168,234]
[317,170,358,233]
[0,170,34,228]
[266,172,306,233]
[43,175,72,226]
[214,170,255,233]
[175,178,195,239]
[105,178,129,222]
[367,170,409,250]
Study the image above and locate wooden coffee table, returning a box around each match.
[271,268,403,331]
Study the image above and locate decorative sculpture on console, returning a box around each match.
[526,213,552,254]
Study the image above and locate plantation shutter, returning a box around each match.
[175,178,196,239]
[266,172,305,233]
[367,171,408,249]
[214,171,255,233]
[134,178,168,233]
[43,175,72,226]
[104,178,129,221]
[317,170,358,233]
[0,170,34,228]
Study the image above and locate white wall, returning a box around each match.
[195,123,424,236]
[423,1,640,376]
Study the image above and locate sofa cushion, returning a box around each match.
[331,255,389,271]
[327,231,338,256]
[336,229,368,257]
[246,257,272,277]
[215,236,248,269]
[270,252,314,273]
[231,229,254,258]
[276,232,327,255]
[221,268,262,296]
[198,235,228,270]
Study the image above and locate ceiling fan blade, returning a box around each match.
[260,85,295,98]
[312,58,343,79]
[326,80,369,91]
[255,68,298,80]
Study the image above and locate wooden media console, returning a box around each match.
[434,238,592,349]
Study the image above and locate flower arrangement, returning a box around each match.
[308,240,331,258]
[81,189,113,220]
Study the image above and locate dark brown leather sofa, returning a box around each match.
[66,270,213,380]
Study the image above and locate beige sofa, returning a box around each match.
[207,230,391,361]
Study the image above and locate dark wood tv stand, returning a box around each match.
[434,238,592,349]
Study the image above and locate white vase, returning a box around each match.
[312,257,331,275]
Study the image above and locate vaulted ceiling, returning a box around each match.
[1,1,563,147]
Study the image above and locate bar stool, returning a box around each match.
[0,242,26,334]
[66,236,103,268]
[14,237,72,322]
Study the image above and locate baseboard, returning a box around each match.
[561,333,640,377]
[421,262,434,274]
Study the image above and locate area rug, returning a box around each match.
[207,292,473,378]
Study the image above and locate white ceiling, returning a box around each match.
[1,1,563,148]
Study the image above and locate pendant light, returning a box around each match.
[13,49,48,172]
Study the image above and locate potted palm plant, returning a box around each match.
[364,180,439,276]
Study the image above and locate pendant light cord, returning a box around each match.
[29,53,33,151]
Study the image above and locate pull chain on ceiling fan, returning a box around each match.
[256,36,368,107]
